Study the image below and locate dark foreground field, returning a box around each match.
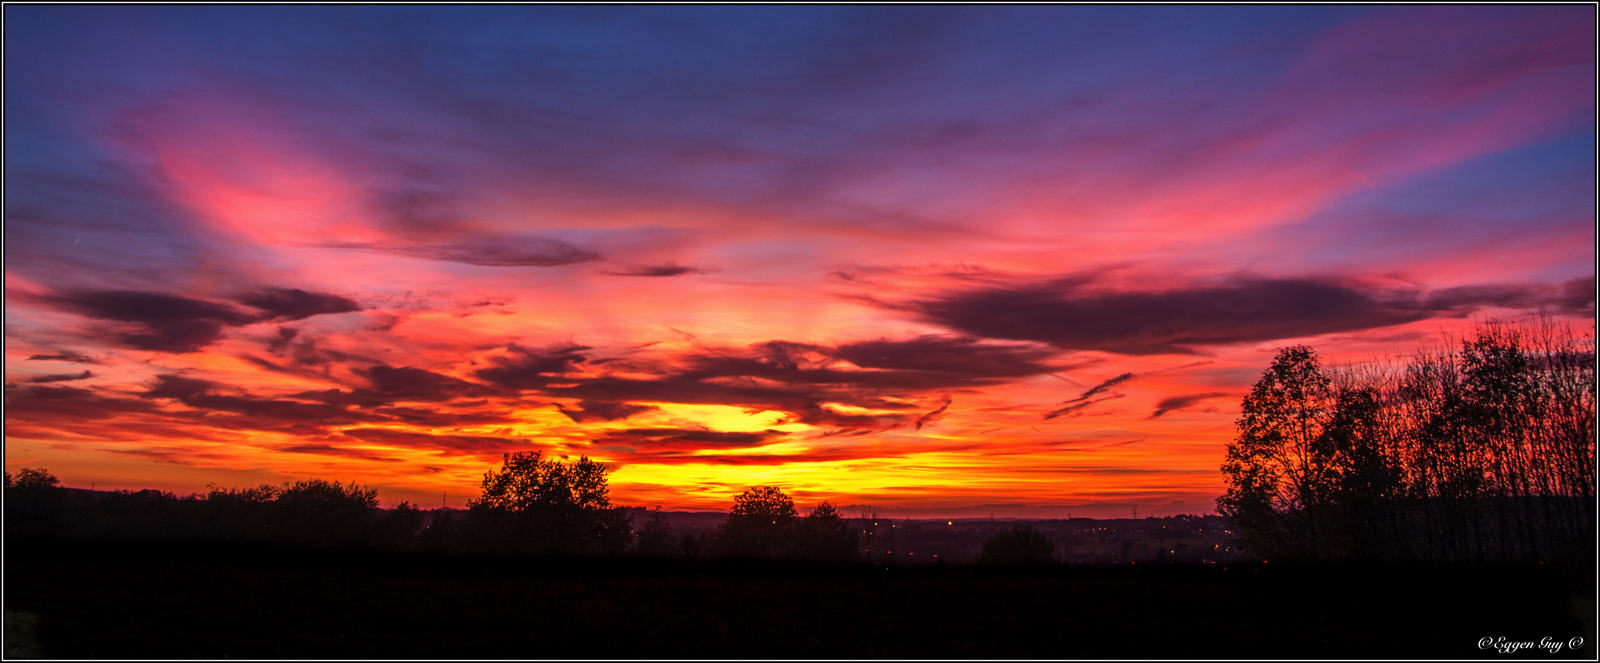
[5,539,1591,659]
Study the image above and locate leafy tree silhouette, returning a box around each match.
[678,532,704,559]
[713,485,797,559]
[633,506,679,558]
[465,451,632,556]
[4,468,68,538]
[792,502,860,563]
[9,468,59,490]
[978,522,1055,566]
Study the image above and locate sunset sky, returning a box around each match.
[5,6,1595,517]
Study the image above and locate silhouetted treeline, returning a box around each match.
[2,453,631,556]
[6,457,1085,568]
[1220,318,1595,579]
[4,470,422,549]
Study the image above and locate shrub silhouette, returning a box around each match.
[90,489,189,540]
[979,523,1055,566]
[266,479,380,547]
[202,483,280,541]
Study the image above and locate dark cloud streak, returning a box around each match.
[26,351,101,364]
[1043,394,1125,421]
[235,288,360,321]
[52,288,366,353]
[362,364,493,402]
[1072,373,1134,402]
[597,427,784,451]
[475,343,592,390]
[893,275,1591,355]
[327,238,600,267]
[557,400,660,422]
[603,262,708,277]
[28,371,93,384]
[143,374,389,427]
[1556,275,1595,317]
[914,395,952,431]
[340,428,538,455]
[1149,392,1229,419]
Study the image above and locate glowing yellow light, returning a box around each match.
[645,403,806,433]
[819,402,908,416]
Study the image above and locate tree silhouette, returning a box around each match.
[466,451,632,556]
[791,502,860,563]
[1320,373,1407,559]
[856,506,895,565]
[678,532,704,560]
[374,501,424,549]
[415,507,458,553]
[633,506,679,558]
[3,468,67,538]
[1219,318,1595,577]
[474,451,612,513]
[713,485,797,559]
[1218,345,1334,558]
[978,523,1055,566]
[9,468,59,490]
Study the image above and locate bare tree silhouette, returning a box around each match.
[856,506,895,565]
